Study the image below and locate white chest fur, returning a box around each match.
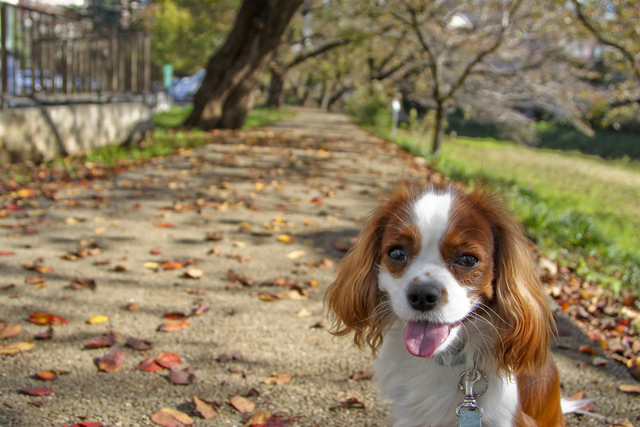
[374,323,519,427]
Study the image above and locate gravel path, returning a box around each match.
[0,108,638,426]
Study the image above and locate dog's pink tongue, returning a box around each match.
[403,322,451,358]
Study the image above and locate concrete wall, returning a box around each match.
[0,102,153,165]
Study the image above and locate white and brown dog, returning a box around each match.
[326,183,564,427]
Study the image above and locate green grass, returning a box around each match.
[363,122,640,293]
[84,105,295,167]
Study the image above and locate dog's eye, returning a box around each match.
[387,247,408,263]
[455,254,479,268]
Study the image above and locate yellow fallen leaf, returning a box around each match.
[297,308,313,317]
[255,182,265,191]
[94,227,106,234]
[234,241,247,248]
[245,411,270,425]
[0,341,35,355]
[286,250,306,259]
[184,269,203,279]
[144,262,160,269]
[87,315,109,325]
[150,407,194,426]
[278,234,293,243]
[274,216,285,223]
[309,279,320,287]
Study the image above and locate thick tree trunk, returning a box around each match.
[267,63,285,108]
[431,101,446,155]
[184,0,303,130]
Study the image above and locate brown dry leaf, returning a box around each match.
[69,277,97,290]
[35,326,54,340]
[150,407,193,427]
[350,369,373,381]
[86,331,119,349]
[121,302,140,311]
[193,396,218,420]
[114,265,129,272]
[0,321,22,340]
[168,367,197,385]
[330,396,367,410]
[263,373,292,385]
[229,395,255,413]
[619,383,640,394]
[96,348,124,373]
[0,341,35,355]
[160,319,190,332]
[245,411,271,425]
[609,420,635,427]
[126,337,153,351]
[217,349,243,363]
[184,269,203,279]
[163,312,187,320]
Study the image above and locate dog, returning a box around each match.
[326,183,564,427]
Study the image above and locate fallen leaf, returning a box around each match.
[330,396,367,410]
[156,352,182,369]
[19,386,54,396]
[578,345,598,355]
[163,312,187,320]
[309,279,320,287]
[87,315,109,325]
[161,261,184,270]
[206,232,224,241]
[274,289,308,300]
[350,369,373,381]
[286,250,306,259]
[86,331,119,349]
[68,277,97,290]
[296,308,313,317]
[0,251,15,256]
[184,269,203,279]
[245,411,271,425]
[96,348,124,372]
[28,312,68,326]
[150,407,193,427]
[333,241,350,252]
[592,357,609,367]
[0,321,22,340]
[159,319,190,332]
[126,337,152,351]
[264,373,293,385]
[217,349,243,363]
[150,248,163,255]
[0,341,35,355]
[619,383,640,394]
[114,265,129,272]
[35,371,58,381]
[121,302,140,311]
[277,235,293,243]
[229,395,255,413]
[193,302,210,316]
[168,367,197,385]
[144,262,160,270]
[35,326,54,340]
[194,396,218,419]
[137,356,163,372]
[25,276,46,285]
[154,221,176,228]
[68,422,103,427]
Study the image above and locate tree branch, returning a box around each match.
[570,0,640,82]
[289,38,353,68]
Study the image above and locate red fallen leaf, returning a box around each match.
[0,251,15,256]
[7,204,22,211]
[96,348,124,372]
[163,312,187,320]
[86,331,119,349]
[161,261,183,270]
[137,356,163,372]
[28,312,68,326]
[310,197,323,205]
[154,221,175,228]
[156,352,182,369]
[168,366,197,385]
[126,337,152,351]
[68,422,104,427]
[247,415,298,427]
[20,386,54,396]
[150,248,162,255]
[159,319,190,332]
[35,326,54,340]
[35,371,58,381]
[578,345,598,355]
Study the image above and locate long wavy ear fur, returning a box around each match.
[325,185,419,352]
[469,188,553,374]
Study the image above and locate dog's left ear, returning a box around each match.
[477,190,553,374]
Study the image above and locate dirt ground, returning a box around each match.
[1,108,638,426]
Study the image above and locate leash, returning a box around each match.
[456,367,487,427]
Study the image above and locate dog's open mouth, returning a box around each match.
[403,321,452,358]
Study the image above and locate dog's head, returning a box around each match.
[325,183,552,374]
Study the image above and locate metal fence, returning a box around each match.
[0,1,151,108]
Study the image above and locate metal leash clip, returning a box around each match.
[456,369,488,427]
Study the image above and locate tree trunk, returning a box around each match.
[431,101,446,155]
[267,62,285,108]
[184,0,303,130]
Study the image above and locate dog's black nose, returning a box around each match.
[407,283,442,312]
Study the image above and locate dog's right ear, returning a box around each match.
[325,184,417,351]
